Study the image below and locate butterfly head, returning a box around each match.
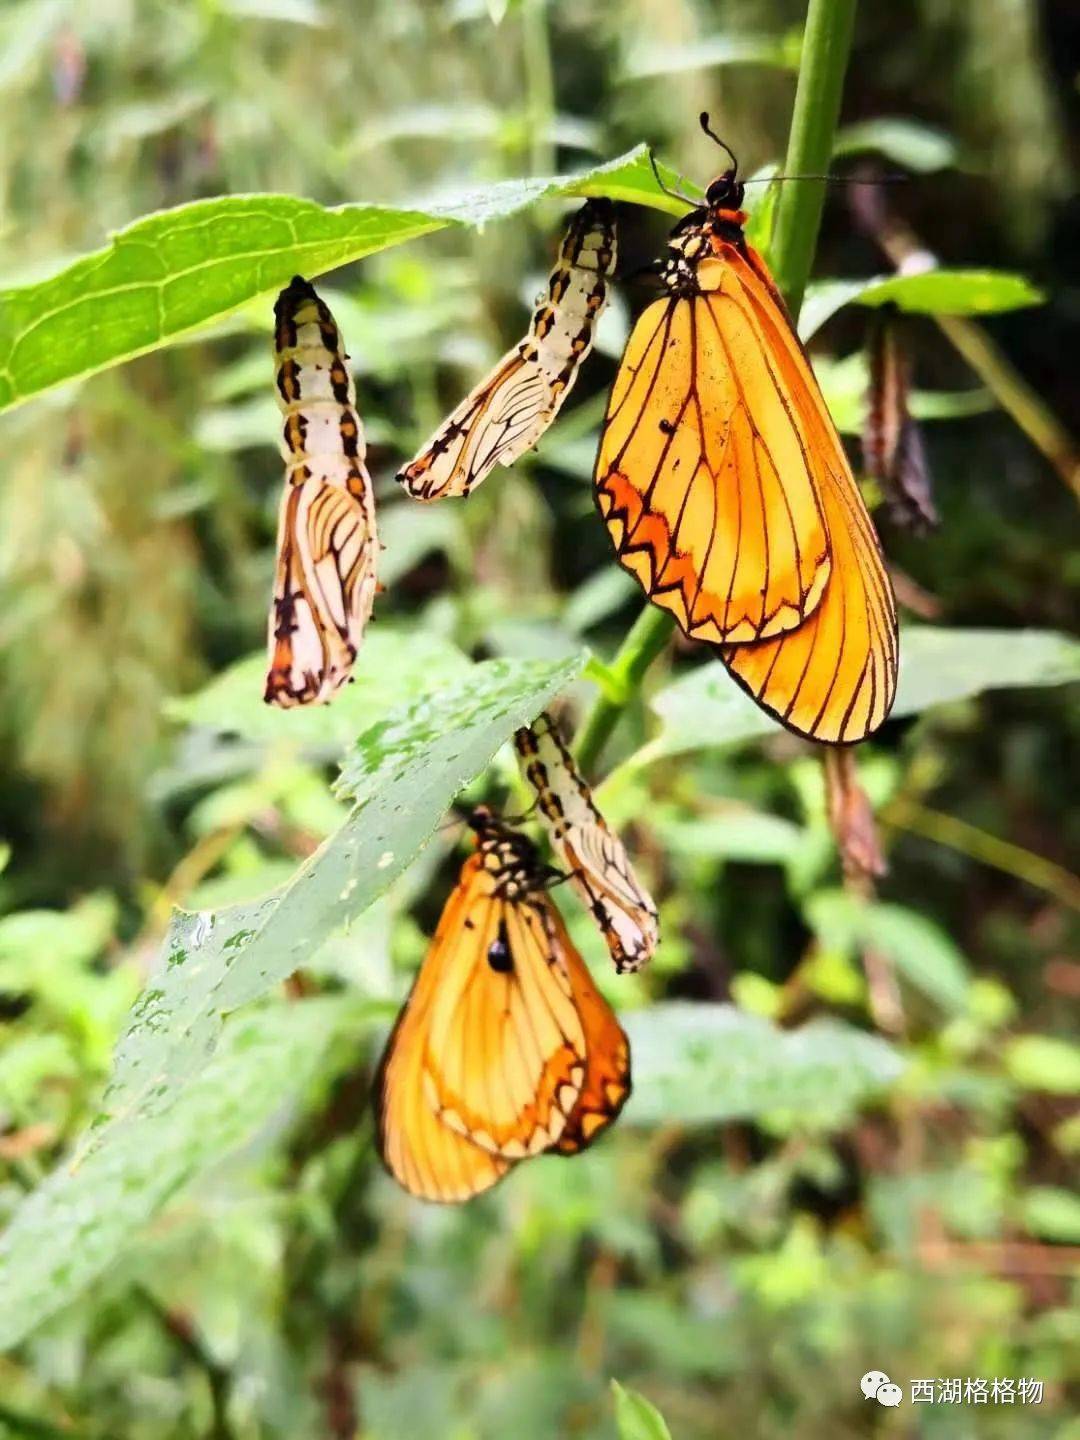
[699,113,746,220]
[705,168,745,213]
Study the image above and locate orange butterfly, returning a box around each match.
[515,713,658,973]
[265,277,378,707]
[397,199,616,501]
[595,118,898,743]
[374,809,631,1202]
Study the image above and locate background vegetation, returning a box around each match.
[0,0,1077,1436]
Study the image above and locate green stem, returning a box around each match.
[770,0,858,314]
[572,0,859,772]
[522,0,556,178]
[574,605,674,773]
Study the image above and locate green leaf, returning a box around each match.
[853,269,1045,316]
[654,810,806,865]
[622,1004,902,1126]
[612,1380,673,1440]
[645,627,1080,760]
[813,351,992,436]
[621,31,800,79]
[1021,1186,1080,1243]
[164,626,471,750]
[800,269,1044,340]
[0,998,358,1351]
[833,118,958,173]
[103,652,585,1129]
[805,891,971,1013]
[1003,1035,1080,1094]
[0,146,682,416]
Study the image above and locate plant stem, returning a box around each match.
[574,604,674,773]
[882,797,1080,910]
[572,0,859,772]
[770,0,858,315]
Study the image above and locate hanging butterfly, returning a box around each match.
[594,117,898,744]
[265,276,378,707]
[515,713,658,974]
[396,198,617,501]
[373,808,631,1202]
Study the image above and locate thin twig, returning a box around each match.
[133,1285,235,1440]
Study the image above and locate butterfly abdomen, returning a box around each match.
[273,279,367,491]
[529,200,616,393]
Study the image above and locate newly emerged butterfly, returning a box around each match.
[397,198,617,501]
[374,809,631,1203]
[595,118,898,743]
[265,276,378,707]
[515,713,658,973]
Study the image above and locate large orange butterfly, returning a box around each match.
[595,119,898,743]
[396,199,616,501]
[374,809,631,1202]
[515,713,658,974]
[265,277,378,707]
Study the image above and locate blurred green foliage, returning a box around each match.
[0,1,1078,1437]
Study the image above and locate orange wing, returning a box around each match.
[515,713,658,973]
[265,277,378,707]
[374,846,588,1203]
[712,245,898,742]
[595,248,833,646]
[548,904,632,1154]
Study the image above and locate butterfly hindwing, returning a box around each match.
[398,199,616,501]
[265,277,378,707]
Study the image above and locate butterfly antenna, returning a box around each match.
[741,172,909,186]
[648,146,697,205]
[699,112,738,176]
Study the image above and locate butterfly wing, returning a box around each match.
[713,245,899,743]
[265,277,378,707]
[515,714,659,973]
[398,199,616,500]
[548,905,632,1154]
[374,850,589,1202]
[595,269,833,645]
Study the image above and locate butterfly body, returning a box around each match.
[397,200,617,501]
[265,277,378,708]
[595,146,898,743]
[374,808,630,1202]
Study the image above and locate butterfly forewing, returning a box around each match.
[515,714,659,973]
[397,199,617,501]
[265,276,378,707]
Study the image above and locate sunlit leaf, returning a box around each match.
[612,1380,673,1440]
[801,269,1044,340]
[0,146,686,415]
[1003,1035,1080,1094]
